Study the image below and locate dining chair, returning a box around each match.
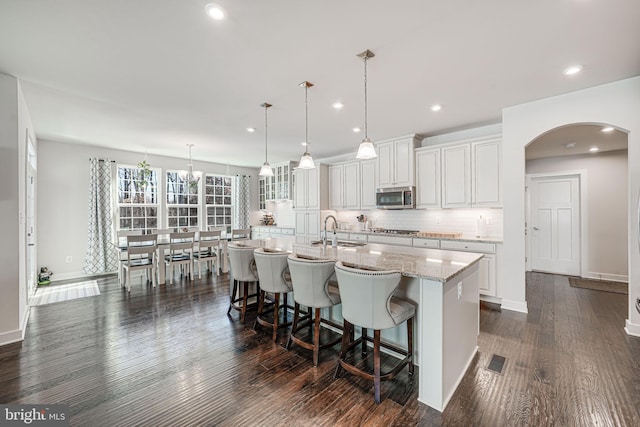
[116,229,142,286]
[122,234,157,292]
[333,261,415,404]
[286,254,342,367]
[194,230,222,278]
[164,231,195,284]
[231,228,251,240]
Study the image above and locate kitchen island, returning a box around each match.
[231,238,483,412]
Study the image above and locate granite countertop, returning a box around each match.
[229,238,483,283]
[338,229,503,244]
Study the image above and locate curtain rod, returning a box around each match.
[89,158,116,162]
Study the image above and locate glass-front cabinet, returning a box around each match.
[258,161,294,209]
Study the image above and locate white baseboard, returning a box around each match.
[500,298,528,314]
[51,270,116,283]
[0,307,31,347]
[585,272,628,283]
[625,319,640,338]
[480,295,502,305]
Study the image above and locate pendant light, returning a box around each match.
[297,81,316,169]
[180,144,201,186]
[356,49,377,159]
[258,102,274,177]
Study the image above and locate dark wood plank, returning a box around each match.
[0,271,639,426]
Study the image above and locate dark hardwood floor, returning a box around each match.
[1,271,639,426]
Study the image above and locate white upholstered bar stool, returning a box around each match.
[253,248,293,341]
[227,244,260,322]
[333,261,415,404]
[286,254,342,367]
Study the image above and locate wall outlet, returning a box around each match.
[457,282,463,299]
[436,216,441,224]
[65,256,72,263]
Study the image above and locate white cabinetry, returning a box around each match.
[440,240,497,297]
[472,139,501,207]
[367,234,413,246]
[258,161,294,209]
[329,162,360,210]
[295,210,321,244]
[416,136,501,209]
[442,144,471,208]
[293,165,328,210]
[377,136,419,188]
[360,159,377,209]
[415,147,441,208]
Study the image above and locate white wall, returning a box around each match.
[502,76,640,337]
[0,74,35,345]
[527,150,628,281]
[37,139,259,280]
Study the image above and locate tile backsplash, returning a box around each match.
[335,208,503,237]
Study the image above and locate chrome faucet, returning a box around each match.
[323,215,338,248]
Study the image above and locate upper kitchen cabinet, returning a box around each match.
[329,161,360,210]
[442,144,471,208]
[258,161,294,209]
[415,147,441,208]
[360,159,377,209]
[417,136,502,209]
[471,138,501,207]
[293,164,328,210]
[377,135,420,188]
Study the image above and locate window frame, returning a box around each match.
[166,169,201,230]
[115,163,161,234]
[204,173,234,233]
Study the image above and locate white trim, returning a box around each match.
[525,169,588,277]
[500,298,528,313]
[0,306,29,346]
[585,272,629,283]
[50,270,115,282]
[479,294,502,305]
[625,319,640,337]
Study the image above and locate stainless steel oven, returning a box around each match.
[375,186,415,209]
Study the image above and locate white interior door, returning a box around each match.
[26,135,37,296]
[530,174,581,275]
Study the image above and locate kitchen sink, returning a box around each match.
[310,240,367,248]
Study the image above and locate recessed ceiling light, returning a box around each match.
[246,127,255,133]
[352,127,361,133]
[589,146,599,152]
[563,65,583,76]
[431,104,442,112]
[565,142,576,148]
[205,3,226,20]
[300,141,308,146]
[332,102,344,110]
[601,126,614,133]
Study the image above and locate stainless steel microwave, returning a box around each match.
[375,186,415,209]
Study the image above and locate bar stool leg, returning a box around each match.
[241,281,249,322]
[312,308,321,367]
[362,328,368,356]
[373,329,381,404]
[272,293,280,342]
[253,290,265,330]
[407,317,414,375]
[286,303,301,350]
[228,279,238,315]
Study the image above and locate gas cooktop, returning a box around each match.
[372,229,419,235]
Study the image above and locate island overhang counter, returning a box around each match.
[231,238,483,412]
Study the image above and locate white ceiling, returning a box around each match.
[1,1,639,168]
[526,124,628,160]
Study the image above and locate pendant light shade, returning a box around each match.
[298,81,316,169]
[356,49,377,160]
[259,102,274,177]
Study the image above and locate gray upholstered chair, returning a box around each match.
[286,254,342,367]
[253,248,293,341]
[333,261,415,404]
[227,244,259,322]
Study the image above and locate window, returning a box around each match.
[205,175,233,233]
[166,171,199,229]
[117,165,159,233]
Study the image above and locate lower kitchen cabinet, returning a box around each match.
[440,240,498,297]
[295,210,321,244]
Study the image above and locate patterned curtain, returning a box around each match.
[234,174,251,230]
[83,158,119,274]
